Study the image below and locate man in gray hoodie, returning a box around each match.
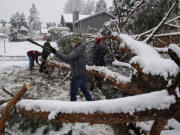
[50,34,93,101]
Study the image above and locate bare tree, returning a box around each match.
[83,0,95,15]
[95,0,108,13]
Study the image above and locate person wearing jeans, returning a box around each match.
[27,50,41,70]
[49,34,93,101]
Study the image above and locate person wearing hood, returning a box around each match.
[49,34,93,101]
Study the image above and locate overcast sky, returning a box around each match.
[0,0,113,25]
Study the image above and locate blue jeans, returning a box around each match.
[70,76,93,101]
[28,55,34,70]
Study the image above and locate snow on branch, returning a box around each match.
[3,89,178,125]
[113,33,179,80]
[164,23,180,29]
[166,16,180,24]
[143,1,177,43]
[120,0,145,30]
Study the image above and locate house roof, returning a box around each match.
[61,13,90,23]
[75,11,116,24]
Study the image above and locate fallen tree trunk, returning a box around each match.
[46,62,143,95]
[15,101,180,125]
[0,84,30,134]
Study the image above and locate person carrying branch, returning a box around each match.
[49,33,93,101]
[27,50,41,70]
[39,38,52,73]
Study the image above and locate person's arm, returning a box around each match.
[55,49,80,63]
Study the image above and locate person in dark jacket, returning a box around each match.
[50,34,93,101]
[27,50,41,70]
[92,37,106,66]
[91,37,107,89]
[39,38,52,73]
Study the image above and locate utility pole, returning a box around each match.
[2,23,6,54]
[0,20,7,54]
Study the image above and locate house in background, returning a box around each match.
[75,11,115,33]
[60,12,89,31]
[60,10,115,33]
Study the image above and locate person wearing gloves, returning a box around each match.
[50,34,93,101]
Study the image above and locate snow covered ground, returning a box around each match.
[0,39,115,135]
[0,39,180,135]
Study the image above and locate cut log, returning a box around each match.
[0,84,30,134]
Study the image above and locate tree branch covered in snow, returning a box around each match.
[120,0,145,30]
[143,1,177,43]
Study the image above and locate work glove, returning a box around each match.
[49,46,57,54]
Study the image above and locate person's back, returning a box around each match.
[92,37,106,66]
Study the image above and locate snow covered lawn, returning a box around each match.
[0,39,57,56]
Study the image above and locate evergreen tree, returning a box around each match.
[9,12,29,41]
[28,3,41,31]
[63,0,95,15]
[95,0,108,13]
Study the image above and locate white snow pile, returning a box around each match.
[16,90,175,120]
[169,44,180,59]
[116,33,179,79]
[86,65,131,83]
